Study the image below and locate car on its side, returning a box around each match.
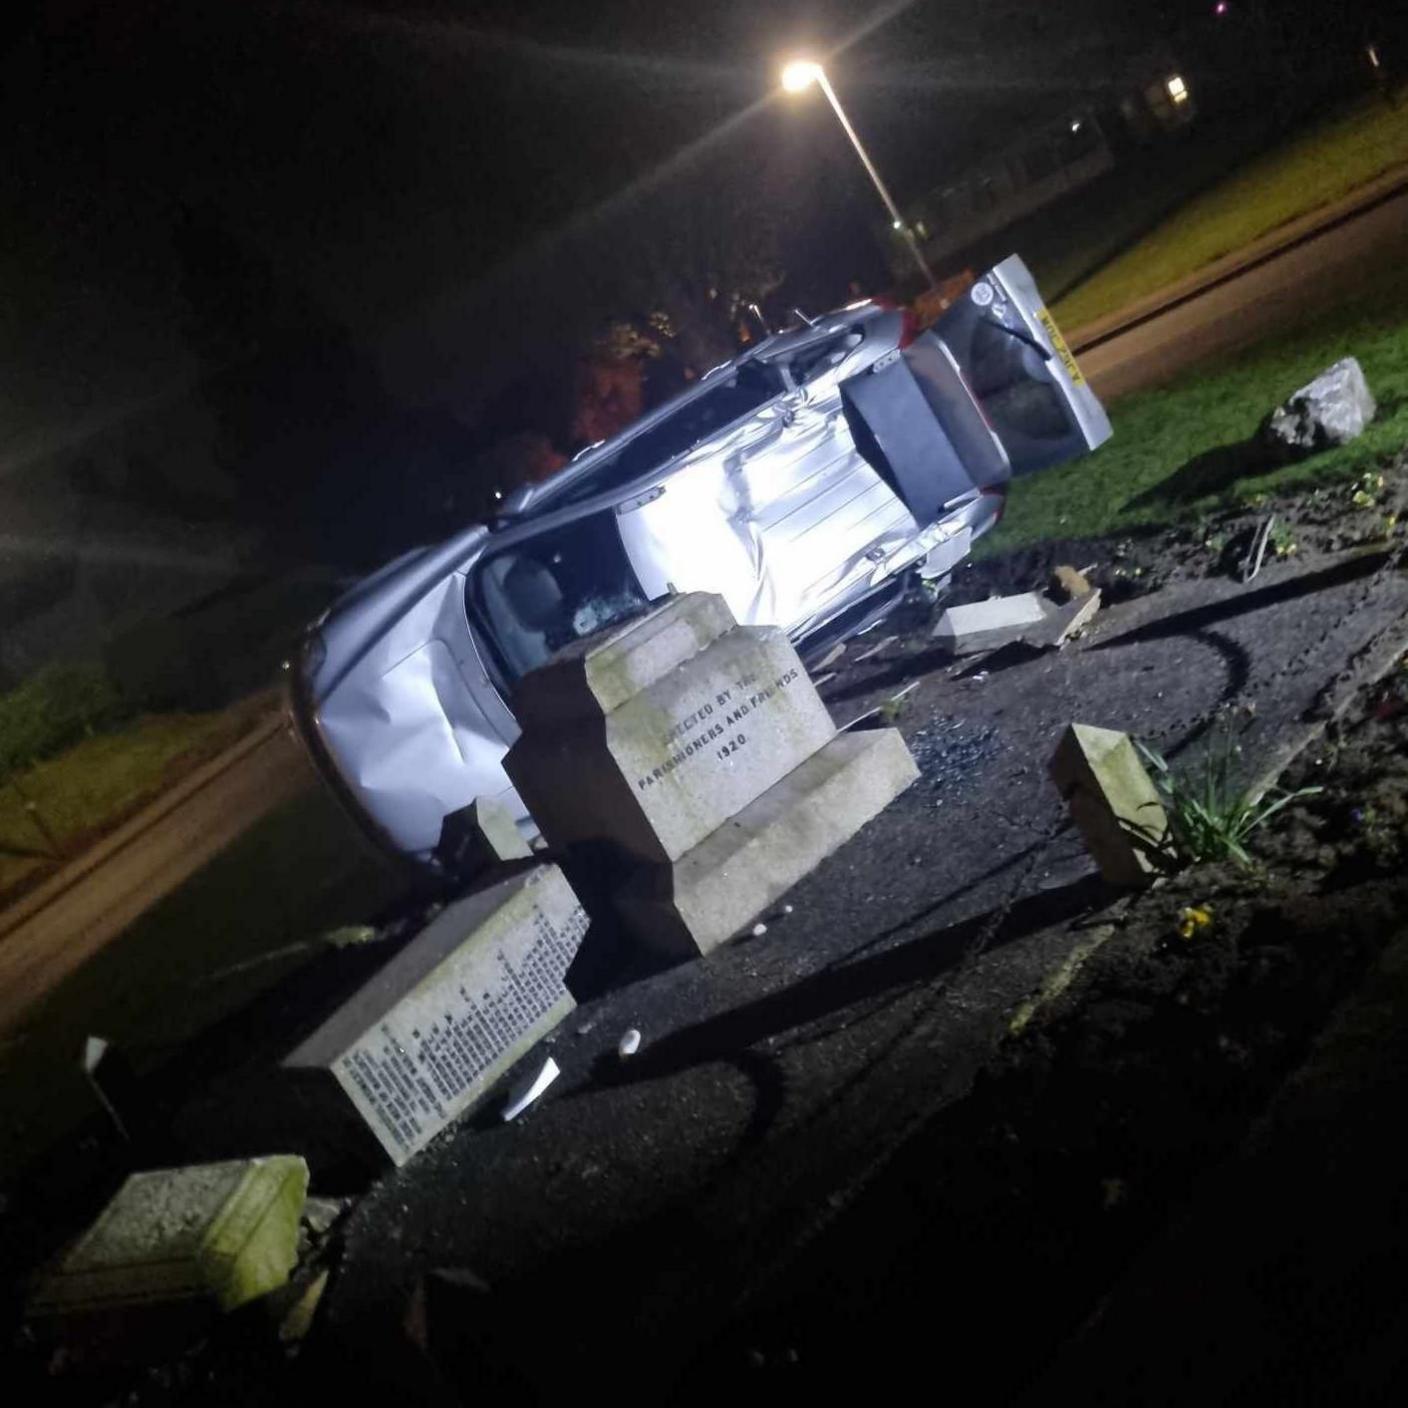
[289,255,1110,866]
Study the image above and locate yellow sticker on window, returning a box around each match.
[1037,307,1085,387]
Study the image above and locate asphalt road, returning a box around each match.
[1078,185,1408,400]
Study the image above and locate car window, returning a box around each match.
[469,514,649,683]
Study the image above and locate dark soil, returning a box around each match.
[947,453,1408,611]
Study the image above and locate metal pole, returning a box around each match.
[815,69,938,290]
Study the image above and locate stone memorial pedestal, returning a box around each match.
[506,593,918,960]
[285,865,587,1165]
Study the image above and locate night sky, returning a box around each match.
[1,0,1399,555]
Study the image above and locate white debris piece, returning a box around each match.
[501,1056,561,1121]
[618,1028,642,1058]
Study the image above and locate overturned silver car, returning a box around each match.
[290,256,1110,863]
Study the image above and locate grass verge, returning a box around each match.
[1053,97,1408,330]
[993,262,1408,551]
[0,703,266,904]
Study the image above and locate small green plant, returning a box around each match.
[1268,521,1298,557]
[1137,727,1323,868]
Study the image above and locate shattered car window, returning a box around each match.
[469,514,649,682]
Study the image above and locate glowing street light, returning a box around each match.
[780,58,938,289]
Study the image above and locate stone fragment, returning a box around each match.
[285,865,587,1165]
[29,1156,309,1330]
[1048,724,1170,886]
[1026,589,1102,649]
[933,592,1051,655]
[1050,564,1093,601]
[435,795,532,876]
[1261,356,1376,462]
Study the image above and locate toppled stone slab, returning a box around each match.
[933,592,1051,655]
[29,1156,308,1346]
[1048,723,1170,887]
[1261,356,1376,463]
[285,865,587,1165]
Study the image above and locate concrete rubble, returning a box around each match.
[1261,356,1376,462]
[28,1156,309,1360]
[1048,723,1171,887]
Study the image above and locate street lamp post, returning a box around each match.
[781,59,938,290]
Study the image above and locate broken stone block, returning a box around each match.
[1050,564,1093,601]
[508,592,917,961]
[29,1156,308,1355]
[435,795,532,876]
[285,865,587,1165]
[1026,589,1102,650]
[933,592,1051,655]
[1048,724,1170,886]
[1261,356,1376,463]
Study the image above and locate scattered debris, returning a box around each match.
[435,795,533,876]
[814,642,848,670]
[933,592,1050,655]
[300,1195,350,1241]
[618,1028,642,1058]
[274,1267,329,1345]
[80,1035,130,1142]
[750,922,769,938]
[323,924,379,949]
[1240,515,1275,584]
[810,672,837,688]
[1024,589,1103,649]
[1049,724,1171,887]
[1261,356,1377,463]
[1050,563,1093,601]
[502,1056,561,1121]
[853,634,898,663]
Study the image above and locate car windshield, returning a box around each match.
[469,513,650,683]
[554,360,785,508]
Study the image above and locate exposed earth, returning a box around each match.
[4,461,1408,1405]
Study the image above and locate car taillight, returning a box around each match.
[981,485,1007,522]
[897,307,921,348]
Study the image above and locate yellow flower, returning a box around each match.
[1177,905,1214,940]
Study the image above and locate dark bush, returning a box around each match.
[0,662,130,780]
